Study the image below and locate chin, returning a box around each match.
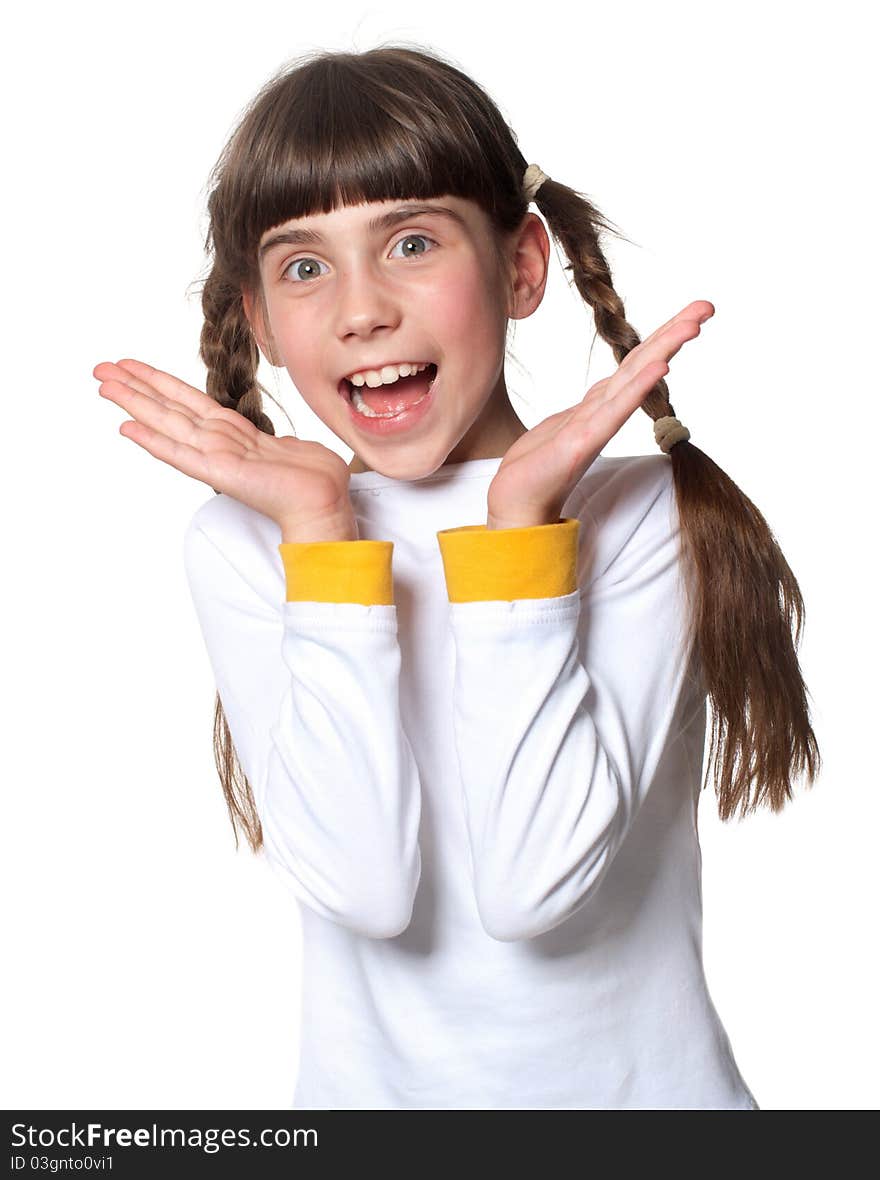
[369,456,447,482]
[352,436,460,482]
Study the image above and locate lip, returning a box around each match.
[344,368,437,437]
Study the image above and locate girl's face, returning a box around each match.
[245,194,549,479]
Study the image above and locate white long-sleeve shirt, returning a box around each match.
[182,452,760,1110]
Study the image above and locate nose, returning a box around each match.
[332,261,402,341]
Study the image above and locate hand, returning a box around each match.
[93,358,358,539]
[486,300,714,529]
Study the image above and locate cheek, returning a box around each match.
[425,263,504,346]
[266,303,321,372]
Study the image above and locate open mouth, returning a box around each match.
[341,363,438,418]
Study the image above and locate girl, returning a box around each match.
[93,44,819,1110]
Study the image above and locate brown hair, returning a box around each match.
[194,43,820,852]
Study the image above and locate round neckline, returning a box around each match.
[348,455,504,493]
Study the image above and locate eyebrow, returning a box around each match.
[258,204,467,260]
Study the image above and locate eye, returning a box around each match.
[282,257,329,284]
[280,233,437,284]
[390,233,436,260]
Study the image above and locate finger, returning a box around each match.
[98,370,247,446]
[95,362,203,425]
[600,315,702,409]
[581,359,670,440]
[577,355,668,427]
[623,302,711,365]
[98,358,248,428]
[117,418,235,488]
[646,299,714,339]
[104,371,246,445]
[614,300,713,380]
[98,378,248,452]
[645,316,703,365]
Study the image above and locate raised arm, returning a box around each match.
[437,458,695,941]
[93,356,422,938]
[184,513,422,938]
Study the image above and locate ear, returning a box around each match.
[506,213,551,321]
[241,287,281,366]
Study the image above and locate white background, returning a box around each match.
[3,0,877,1111]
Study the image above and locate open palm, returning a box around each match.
[486,300,714,529]
[93,358,354,535]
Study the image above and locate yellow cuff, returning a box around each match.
[436,518,580,603]
[278,540,394,605]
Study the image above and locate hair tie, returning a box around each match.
[654,416,691,454]
[523,163,549,202]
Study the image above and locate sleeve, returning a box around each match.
[435,465,693,942]
[183,520,422,939]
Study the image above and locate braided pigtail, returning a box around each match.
[199,268,276,437]
[196,266,274,853]
[530,176,820,821]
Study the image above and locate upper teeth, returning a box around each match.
[347,362,431,388]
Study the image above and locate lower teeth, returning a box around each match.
[350,379,433,418]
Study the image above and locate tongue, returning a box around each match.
[359,368,434,414]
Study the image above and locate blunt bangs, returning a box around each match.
[204,47,527,286]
